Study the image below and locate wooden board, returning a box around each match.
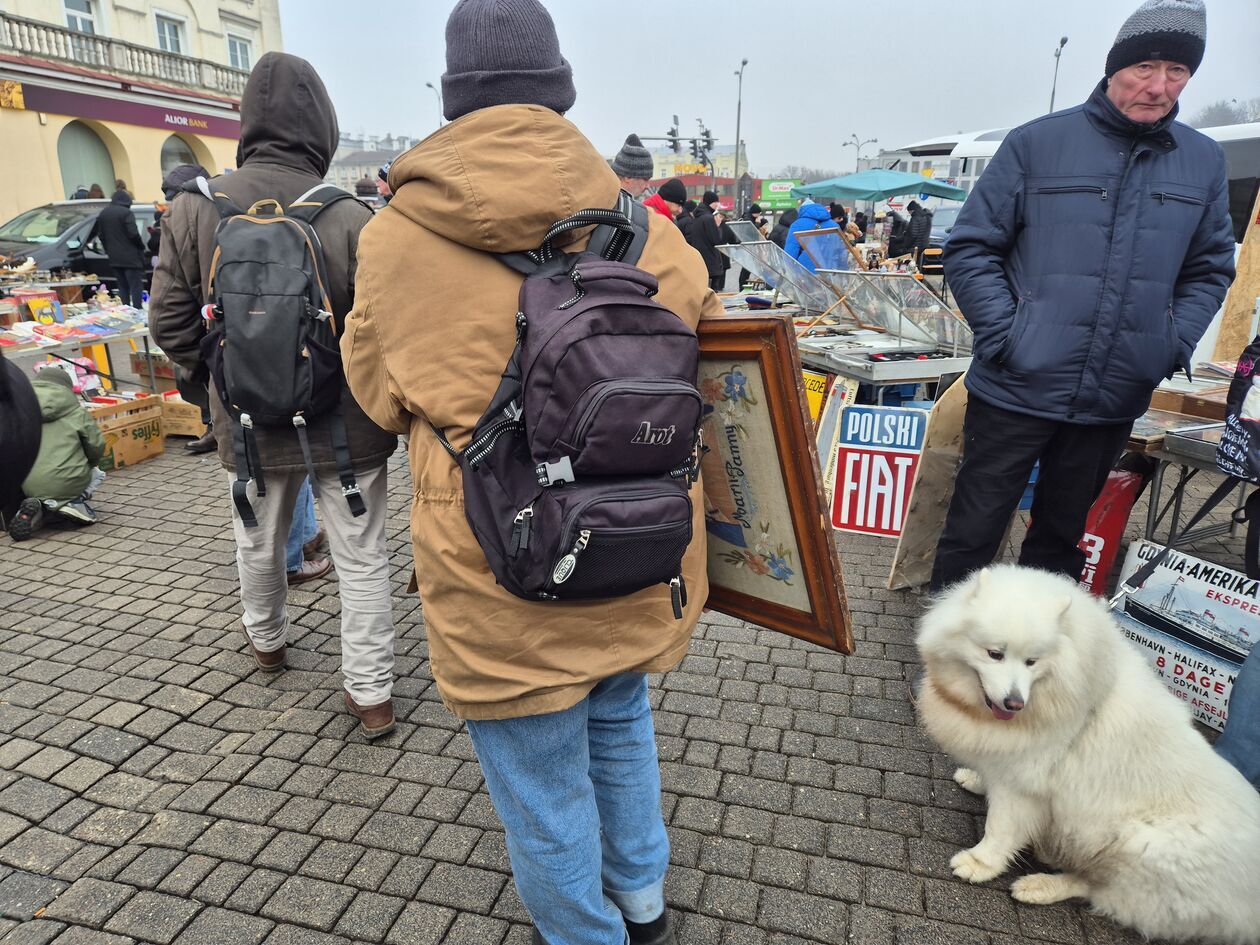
[887,375,968,590]
[1213,186,1260,361]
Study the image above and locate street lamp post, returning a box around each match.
[1049,36,1068,113]
[843,133,878,169]
[425,81,444,127]
[733,58,748,214]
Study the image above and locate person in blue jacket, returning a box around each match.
[783,200,838,273]
[930,0,1236,592]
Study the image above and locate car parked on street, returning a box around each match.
[0,200,158,291]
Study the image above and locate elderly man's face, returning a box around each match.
[620,177,650,198]
[1106,60,1191,123]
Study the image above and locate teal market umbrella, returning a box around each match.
[790,169,967,202]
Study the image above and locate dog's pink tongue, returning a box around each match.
[989,702,1016,721]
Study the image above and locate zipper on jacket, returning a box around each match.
[1069,141,1138,413]
[1153,191,1202,206]
[1036,185,1107,199]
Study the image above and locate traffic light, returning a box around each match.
[689,138,701,163]
[703,128,715,153]
[668,123,680,154]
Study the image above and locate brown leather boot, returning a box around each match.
[302,528,326,559]
[343,691,395,739]
[242,629,285,673]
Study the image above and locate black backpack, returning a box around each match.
[432,194,704,617]
[190,178,366,527]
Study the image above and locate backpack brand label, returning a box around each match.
[552,554,577,584]
[631,421,676,446]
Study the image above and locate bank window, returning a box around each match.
[65,0,96,34]
[156,15,184,54]
[227,33,252,71]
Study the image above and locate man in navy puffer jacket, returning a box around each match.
[931,0,1236,590]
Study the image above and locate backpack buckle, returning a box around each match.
[536,456,574,487]
[342,483,362,498]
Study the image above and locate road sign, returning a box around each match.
[832,405,929,538]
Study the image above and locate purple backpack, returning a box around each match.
[433,201,702,617]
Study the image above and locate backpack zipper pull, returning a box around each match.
[509,505,534,556]
[551,529,590,586]
[515,312,528,343]
[670,576,684,619]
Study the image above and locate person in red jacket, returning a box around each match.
[643,178,686,221]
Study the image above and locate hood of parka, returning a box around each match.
[236,52,339,177]
[386,104,621,254]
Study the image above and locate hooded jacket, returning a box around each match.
[907,205,933,250]
[768,208,797,249]
[783,202,839,273]
[149,53,395,474]
[342,104,724,720]
[686,202,725,277]
[948,80,1236,424]
[89,191,147,271]
[21,371,103,501]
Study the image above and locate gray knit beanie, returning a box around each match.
[441,0,576,122]
[611,134,654,181]
[1106,0,1206,76]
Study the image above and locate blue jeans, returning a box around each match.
[1217,646,1260,788]
[284,479,318,573]
[466,673,669,945]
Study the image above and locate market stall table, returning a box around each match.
[1142,428,1247,545]
[4,327,159,392]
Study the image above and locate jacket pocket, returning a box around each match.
[998,298,1033,365]
[1150,189,1205,208]
[1024,177,1112,229]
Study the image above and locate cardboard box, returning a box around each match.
[1116,540,1256,731]
[88,395,164,470]
[130,350,176,379]
[159,390,207,438]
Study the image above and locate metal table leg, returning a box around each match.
[1145,460,1167,540]
[142,335,157,393]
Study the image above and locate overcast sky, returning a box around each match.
[278,0,1258,174]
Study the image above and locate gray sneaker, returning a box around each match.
[54,500,97,525]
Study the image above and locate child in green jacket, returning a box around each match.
[11,369,105,541]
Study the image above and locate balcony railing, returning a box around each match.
[0,12,248,98]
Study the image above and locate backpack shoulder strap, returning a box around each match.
[587,190,650,265]
[496,193,651,275]
[183,176,244,220]
[287,184,357,224]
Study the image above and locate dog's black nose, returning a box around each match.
[1003,696,1024,712]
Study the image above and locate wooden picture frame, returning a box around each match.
[698,313,853,653]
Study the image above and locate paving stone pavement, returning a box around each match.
[0,437,1243,945]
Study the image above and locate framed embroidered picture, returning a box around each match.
[698,313,852,653]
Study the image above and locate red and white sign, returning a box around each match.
[832,405,929,538]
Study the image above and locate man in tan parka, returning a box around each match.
[341,3,720,943]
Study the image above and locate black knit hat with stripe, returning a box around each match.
[1106,0,1206,76]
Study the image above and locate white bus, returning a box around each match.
[898,121,1260,243]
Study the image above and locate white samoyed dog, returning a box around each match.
[916,565,1260,945]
